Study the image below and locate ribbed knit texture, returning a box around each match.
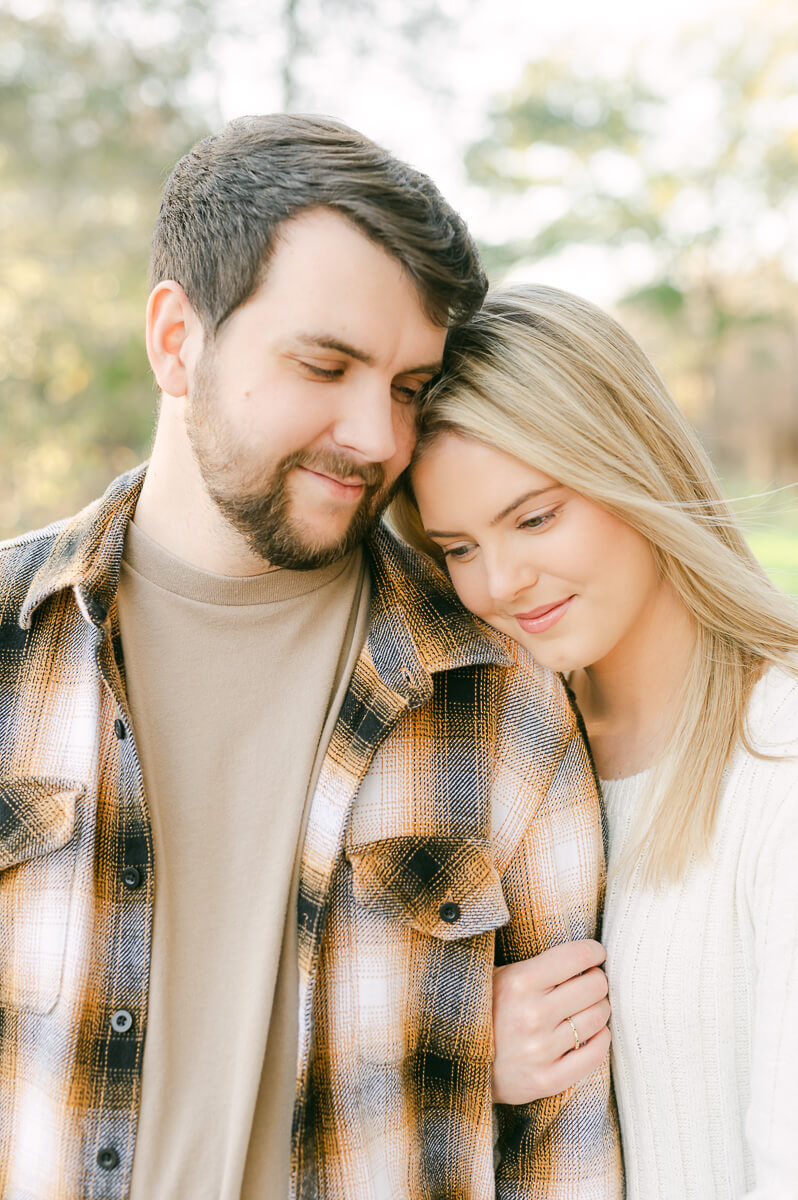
[601,665,798,1199]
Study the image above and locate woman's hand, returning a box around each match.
[492,939,611,1104]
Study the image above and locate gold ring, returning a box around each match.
[566,1016,581,1051]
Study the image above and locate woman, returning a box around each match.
[391,284,798,1198]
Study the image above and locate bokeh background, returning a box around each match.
[2,0,797,590]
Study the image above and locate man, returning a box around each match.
[0,115,620,1198]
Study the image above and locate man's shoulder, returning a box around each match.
[367,521,576,736]
[494,637,578,740]
[0,517,73,625]
[0,466,146,636]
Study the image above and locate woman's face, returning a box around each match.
[411,433,666,675]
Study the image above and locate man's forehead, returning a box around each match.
[229,208,447,364]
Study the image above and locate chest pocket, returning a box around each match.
[347,834,509,941]
[0,777,82,1014]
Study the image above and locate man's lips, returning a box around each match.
[298,466,366,500]
[514,595,575,634]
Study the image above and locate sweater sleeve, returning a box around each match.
[742,766,798,1199]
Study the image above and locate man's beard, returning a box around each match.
[185,348,398,570]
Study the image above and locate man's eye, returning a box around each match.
[302,362,344,380]
[393,383,422,404]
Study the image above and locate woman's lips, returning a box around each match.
[514,595,575,634]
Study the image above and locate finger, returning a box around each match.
[541,1026,612,1098]
[513,939,606,991]
[547,964,608,1021]
[556,996,610,1056]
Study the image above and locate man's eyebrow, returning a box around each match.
[291,334,442,377]
[399,361,443,377]
[425,487,560,540]
[292,334,375,365]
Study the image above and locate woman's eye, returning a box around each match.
[442,544,474,561]
[519,509,557,532]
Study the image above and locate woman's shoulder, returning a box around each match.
[744,662,798,757]
[725,665,798,848]
[733,665,798,906]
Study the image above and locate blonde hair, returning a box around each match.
[392,284,798,885]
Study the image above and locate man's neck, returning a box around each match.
[134,400,275,578]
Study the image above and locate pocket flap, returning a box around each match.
[347,835,509,941]
[0,777,82,871]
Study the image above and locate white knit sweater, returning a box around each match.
[600,666,798,1199]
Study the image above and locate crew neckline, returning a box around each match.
[121,518,359,607]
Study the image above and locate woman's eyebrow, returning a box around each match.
[490,487,558,525]
[425,486,560,540]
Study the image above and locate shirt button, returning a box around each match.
[122,866,143,890]
[114,718,127,740]
[439,901,461,924]
[97,1147,119,1170]
[111,1009,134,1034]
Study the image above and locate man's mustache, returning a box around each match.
[284,450,385,491]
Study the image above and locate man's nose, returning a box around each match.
[484,548,539,605]
[332,383,399,465]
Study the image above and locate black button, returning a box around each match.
[114,718,127,740]
[111,1009,134,1034]
[439,901,461,924]
[86,598,108,626]
[122,866,143,890]
[97,1147,119,1170]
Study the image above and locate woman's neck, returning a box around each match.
[568,580,697,780]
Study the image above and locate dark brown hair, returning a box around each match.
[149,113,487,334]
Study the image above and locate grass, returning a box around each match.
[732,486,798,596]
[747,525,798,596]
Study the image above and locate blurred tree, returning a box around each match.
[279,0,472,111]
[465,0,798,478]
[0,0,217,535]
[1,0,475,536]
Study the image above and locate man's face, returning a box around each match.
[184,208,447,569]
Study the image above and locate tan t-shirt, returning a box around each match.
[116,519,369,1199]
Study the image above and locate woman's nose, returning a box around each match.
[484,550,539,605]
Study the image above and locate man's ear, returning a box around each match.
[145,281,203,398]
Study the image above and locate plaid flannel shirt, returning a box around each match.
[0,465,621,1199]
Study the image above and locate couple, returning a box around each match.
[0,113,795,1199]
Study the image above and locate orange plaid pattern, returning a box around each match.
[0,466,621,1198]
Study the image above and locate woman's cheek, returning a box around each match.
[449,566,482,618]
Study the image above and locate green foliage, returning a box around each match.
[470,14,798,288]
[0,2,217,535]
[465,2,798,485]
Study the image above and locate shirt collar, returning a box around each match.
[19,464,515,690]
[20,463,148,630]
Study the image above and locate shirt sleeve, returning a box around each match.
[742,768,798,1199]
[491,711,624,1198]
